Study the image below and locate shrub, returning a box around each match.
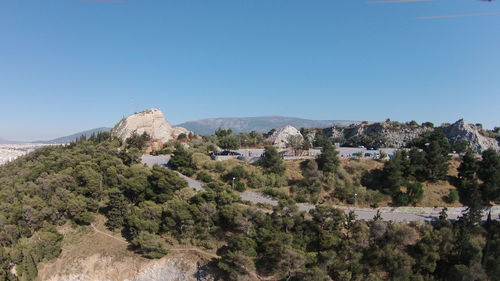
[197,171,214,183]
[223,165,250,182]
[179,167,195,177]
[73,211,95,225]
[263,188,290,201]
[445,189,459,203]
[394,192,410,206]
[131,231,169,259]
[234,181,246,192]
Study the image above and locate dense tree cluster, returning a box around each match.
[1,130,499,281]
[217,202,497,281]
[0,134,191,280]
[457,149,500,205]
[362,131,454,205]
[202,129,265,150]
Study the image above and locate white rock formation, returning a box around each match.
[267,125,303,148]
[46,256,212,281]
[112,109,189,144]
[131,257,211,281]
[443,119,500,153]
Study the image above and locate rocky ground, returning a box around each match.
[38,218,216,281]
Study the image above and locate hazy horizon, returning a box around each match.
[0,111,494,142]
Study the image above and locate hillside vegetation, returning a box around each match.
[1,132,500,281]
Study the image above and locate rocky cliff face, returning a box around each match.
[442,119,500,153]
[321,120,499,153]
[324,122,433,148]
[267,125,303,148]
[38,222,215,281]
[112,109,189,145]
[43,254,213,281]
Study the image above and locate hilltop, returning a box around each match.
[309,119,499,153]
[177,116,358,135]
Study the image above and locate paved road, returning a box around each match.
[141,155,204,191]
[141,155,499,222]
[235,147,399,159]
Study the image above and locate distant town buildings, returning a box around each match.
[0,144,54,165]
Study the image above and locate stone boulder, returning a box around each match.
[267,125,303,148]
[112,109,189,145]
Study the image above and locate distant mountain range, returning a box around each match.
[1,116,358,144]
[1,127,112,144]
[0,138,22,144]
[38,127,112,144]
[177,116,359,135]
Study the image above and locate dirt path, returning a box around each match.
[90,224,128,244]
[169,247,220,259]
[90,224,221,260]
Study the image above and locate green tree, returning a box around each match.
[260,146,285,175]
[147,165,188,203]
[123,164,151,204]
[313,130,329,147]
[125,132,151,150]
[408,147,427,181]
[454,140,469,154]
[478,149,500,202]
[249,130,264,147]
[169,143,195,172]
[381,151,406,194]
[301,159,322,186]
[131,231,169,259]
[162,199,195,238]
[424,140,450,181]
[215,128,233,138]
[218,235,258,280]
[0,248,16,281]
[105,188,129,230]
[218,135,241,150]
[406,182,424,205]
[458,150,479,181]
[316,141,339,174]
[20,252,37,281]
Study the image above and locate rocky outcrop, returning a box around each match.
[324,122,432,148]
[112,109,189,145]
[319,119,499,153]
[266,125,303,148]
[442,119,499,153]
[45,255,213,281]
[131,257,211,281]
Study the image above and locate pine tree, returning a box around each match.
[381,151,405,195]
[478,149,500,202]
[458,150,478,181]
[316,141,339,174]
[424,140,450,181]
[409,147,427,181]
[105,188,129,230]
[169,143,194,171]
[260,146,285,175]
[20,253,37,281]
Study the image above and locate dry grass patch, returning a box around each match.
[285,160,304,182]
[420,181,462,207]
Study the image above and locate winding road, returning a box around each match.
[141,155,499,222]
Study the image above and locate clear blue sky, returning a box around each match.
[1,0,499,141]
